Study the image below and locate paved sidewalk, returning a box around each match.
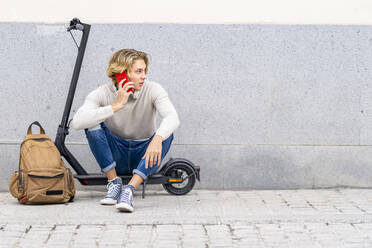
[1,189,372,247]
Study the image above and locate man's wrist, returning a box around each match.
[153,135,163,142]
[111,103,124,113]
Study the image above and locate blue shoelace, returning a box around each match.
[120,187,133,206]
[106,180,121,199]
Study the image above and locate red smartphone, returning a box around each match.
[115,70,134,93]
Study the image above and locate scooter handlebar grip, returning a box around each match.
[66,24,84,32]
[75,24,84,31]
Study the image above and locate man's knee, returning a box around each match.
[84,124,103,136]
[166,133,174,140]
[85,125,102,132]
[161,133,174,151]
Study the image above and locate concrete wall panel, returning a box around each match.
[1,23,372,190]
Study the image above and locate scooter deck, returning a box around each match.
[74,173,168,185]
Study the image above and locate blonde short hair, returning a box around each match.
[106,49,149,84]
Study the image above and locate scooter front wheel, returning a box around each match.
[162,163,196,195]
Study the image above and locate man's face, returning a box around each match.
[127,59,147,91]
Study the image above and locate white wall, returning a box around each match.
[2,0,372,24]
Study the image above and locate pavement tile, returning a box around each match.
[1,189,372,247]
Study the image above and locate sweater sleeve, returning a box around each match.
[71,89,114,131]
[153,84,180,140]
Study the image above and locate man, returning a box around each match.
[71,49,180,212]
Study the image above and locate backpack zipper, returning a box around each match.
[20,137,50,147]
[67,168,73,192]
[28,173,64,178]
[18,172,23,193]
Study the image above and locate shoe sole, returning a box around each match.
[100,198,117,205]
[116,202,134,212]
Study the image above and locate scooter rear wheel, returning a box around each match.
[162,163,196,195]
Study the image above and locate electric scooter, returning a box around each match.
[54,18,200,198]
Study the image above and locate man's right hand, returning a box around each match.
[111,81,134,112]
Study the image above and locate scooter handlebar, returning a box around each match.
[67,18,84,32]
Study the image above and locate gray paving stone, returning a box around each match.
[1,189,372,247]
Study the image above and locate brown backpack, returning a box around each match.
[9,121,76,204]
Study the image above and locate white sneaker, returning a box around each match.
[116,185,134,212]
[100,177,122,205]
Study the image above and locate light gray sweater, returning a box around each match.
[71,80,180,141]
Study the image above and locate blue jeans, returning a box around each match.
[84,123,174,180]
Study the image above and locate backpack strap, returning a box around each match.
[27,121,45,135]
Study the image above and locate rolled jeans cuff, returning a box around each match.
[102,161,116,173]
[133,169,148,180]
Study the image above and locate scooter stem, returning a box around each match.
[55,18,90,175]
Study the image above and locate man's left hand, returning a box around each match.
[142,135,163,168]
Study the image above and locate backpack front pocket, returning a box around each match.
[25,168,66,204]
